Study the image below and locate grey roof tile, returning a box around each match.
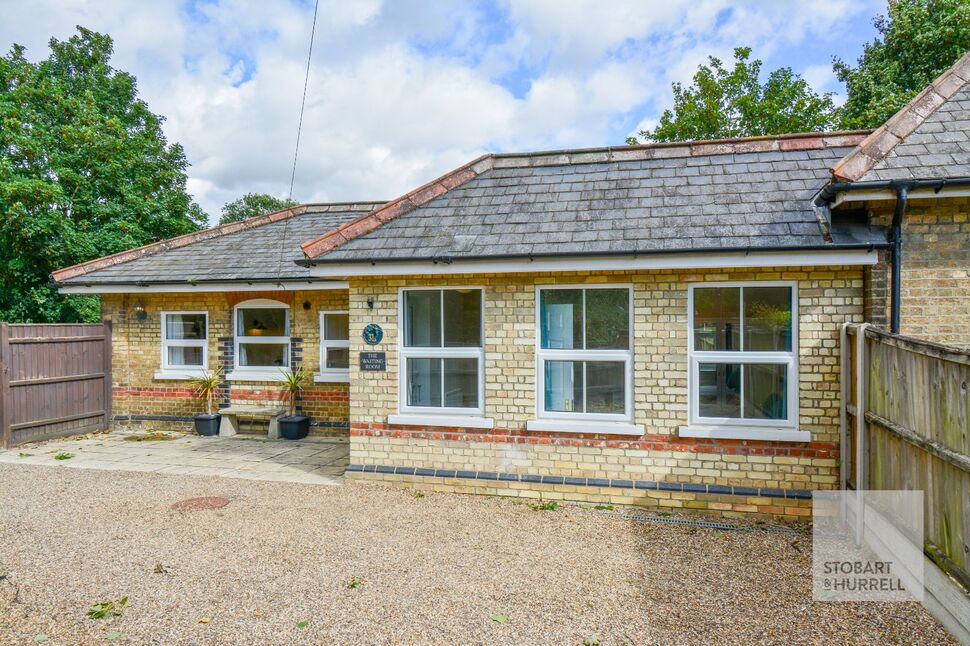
[860,80,970,181]
[312,144,858,264]
[59,202,385,285]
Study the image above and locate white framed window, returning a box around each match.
[318,310,349,382]
[229,299,290,381]
[157,311,207,379]
[683,281,807,441]
[398,288,484,417]
[535,285,633,423]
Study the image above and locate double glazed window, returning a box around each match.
[689,283,796,427]
[401,289,483,412]
[537,286,632,419]
[320,311,350,376]
[234,301,290,370]
[161,312,207,371]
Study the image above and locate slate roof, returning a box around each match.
[54,202,385,286]
[301,132,871,265]
[862,80,970,180]
[832,51,970,182]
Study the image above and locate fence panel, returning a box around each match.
[0,322,112,448]
[842,324,970,640]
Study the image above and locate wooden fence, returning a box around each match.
[841,323,970,640]
[0,322,112,448]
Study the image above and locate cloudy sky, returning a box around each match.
[2,0,884,222]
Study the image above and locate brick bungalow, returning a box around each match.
[52,53,970,518]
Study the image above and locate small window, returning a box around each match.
[401,288,483,413]
[161,312,207,371]
[234,300,290,371]
[537,286,631,419]
[320,311,349,374]
[689,283,796,427]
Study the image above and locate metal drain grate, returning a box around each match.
[600,510,804,535]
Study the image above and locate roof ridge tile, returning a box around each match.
[831,51,970,181]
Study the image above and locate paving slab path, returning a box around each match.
[0,430,347,485]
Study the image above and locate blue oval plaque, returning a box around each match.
[362,323,384,346]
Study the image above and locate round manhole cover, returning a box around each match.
[170,496,229,511]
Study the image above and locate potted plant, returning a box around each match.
[279,367,310,440]
[189,369,222,436]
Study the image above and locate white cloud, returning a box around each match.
[0,0,881,223]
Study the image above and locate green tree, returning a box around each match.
[219,193,297,225]
[835,0,970,129]
[627,47,838,144]
[0,27,206,323]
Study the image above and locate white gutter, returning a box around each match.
[306,248,879,278]
[58,281,349,294]
[833,185,970,207]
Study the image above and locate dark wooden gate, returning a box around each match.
[0,322,112,448]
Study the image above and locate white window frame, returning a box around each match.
[397,287,486,418]
[228,298,291,382]
[683,280,808,442]
[156,311,208,379]
[534,284,634,424]
[317,310,350,383]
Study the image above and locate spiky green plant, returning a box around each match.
[188,369,222,415]
[279,367,309,416]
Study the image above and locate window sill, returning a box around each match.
[678,426,811,442]
[153,369,207,381]
[526,419,645,436]
[314,372,350,384]
[388,414,494,429]
[225,370,290,383]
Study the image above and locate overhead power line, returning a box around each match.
[287,0,320,201]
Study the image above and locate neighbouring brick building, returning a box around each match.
[52,53,970,519]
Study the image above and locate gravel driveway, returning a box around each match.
[0,463,953,645]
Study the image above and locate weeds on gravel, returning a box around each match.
[17,452,32,457]
[490,613,509,624]
[33,636,49,643]
[103,630,121,641]
[412,490,425,498]
[584,636,601,646]
[53,452,74,460]
[87,596,128,619]
[527,500,558,511]
[124,432,177,442]
[346,578,363,589]
[153,563,170,574]
[296,620,309,629]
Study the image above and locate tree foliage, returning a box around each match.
[219,193,297,225]
[0,27,206,323]
[835,0,970,129]
[627,47,838,144]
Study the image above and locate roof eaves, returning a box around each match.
[831,51,970,182]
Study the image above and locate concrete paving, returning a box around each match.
[0,430,348,485]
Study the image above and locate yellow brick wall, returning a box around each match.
[866,197,970,348]
[101,290,350,433]
[347,266,864,515]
